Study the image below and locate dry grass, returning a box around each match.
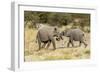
[24,28,90,62]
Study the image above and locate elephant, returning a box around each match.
[36,25,61,50]
[60,28,87,48]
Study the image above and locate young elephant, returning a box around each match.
[36,26,60,50]
[60,28,87,48]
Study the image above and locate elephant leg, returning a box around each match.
[79,41,82,47]
[70,41,74,47]
[46,41,51,49]
[67,40,74,47]
[51,39,56,50]
[68,37,74,47]
[82,41,87,48]
[41,43,47,48]
[67,38,71,47]
[81,40,87,48]
[67,41,70,47]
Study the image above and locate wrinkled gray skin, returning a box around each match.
[36,26,60,50]
[60,29,87,48]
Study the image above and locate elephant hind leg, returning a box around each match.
[67,41,70,47]
[51,39,56,50]
[81,40,87,48]
[83,41,87,48]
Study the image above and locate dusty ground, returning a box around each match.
[24,28,90,62]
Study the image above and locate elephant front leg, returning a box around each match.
[67,40,74,47]
[51,39,56,50]
[71,41,74,47]
[67,37,74,48]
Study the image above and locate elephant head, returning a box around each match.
[53,27,63,41]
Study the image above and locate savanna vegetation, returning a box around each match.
[24,11,90,61]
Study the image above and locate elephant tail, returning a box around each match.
[36,31,41,43]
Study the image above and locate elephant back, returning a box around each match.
[70,29,84,41]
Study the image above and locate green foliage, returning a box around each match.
[24,11,90,32]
